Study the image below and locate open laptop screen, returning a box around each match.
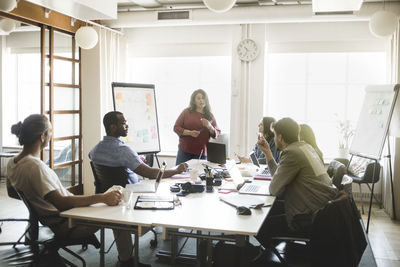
[206,142,226,164]
[154,161,167,191]
[249,151,260,167]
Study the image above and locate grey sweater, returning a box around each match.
[268,141,337,229]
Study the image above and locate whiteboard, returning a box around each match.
[112,83,161,154]
[349,84,399,160]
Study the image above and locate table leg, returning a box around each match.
[171,232,177,267]
[100,228,105,267]
[206,238,213,267]
[235,235,248,267]
[134,232,139,267]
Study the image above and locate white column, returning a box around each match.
[81,40,102,195]
[230,24,266,159]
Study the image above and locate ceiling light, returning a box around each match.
[312,0,363,13]
[0,0,17,12]
[0,19,16,33]
[202,0,236,13]
[75,26,98,50]
[369,10,398,38]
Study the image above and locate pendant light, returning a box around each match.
[202,0,236,13]
[369,1,398,38]
[75,26,98,50]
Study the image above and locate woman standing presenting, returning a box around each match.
[174,89,220,165]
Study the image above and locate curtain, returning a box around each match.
[98,27,125,115]
[383,20,400,219]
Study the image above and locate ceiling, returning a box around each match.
[116,0,399,12]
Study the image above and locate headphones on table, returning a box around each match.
[170,182,205,195]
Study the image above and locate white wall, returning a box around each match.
[121,21,386,159]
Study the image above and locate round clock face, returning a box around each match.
[237,39,259,62]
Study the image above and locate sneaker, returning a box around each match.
[119,257,151,267]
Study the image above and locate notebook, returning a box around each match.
[134,195,174,210]
[249,151,272,179]
[126,162,166,193]
[206,142,226,165]
[238,181,271,196]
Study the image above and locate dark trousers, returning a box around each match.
[175,148,206,165]
[255,200,290,248]
[255,200,311,248]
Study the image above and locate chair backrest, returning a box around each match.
[311,191,367,267]
[90,161,130,194]
[327,160,347,189]
[13,187,40,241]
[362,162,381,183]
[6,178,20,200]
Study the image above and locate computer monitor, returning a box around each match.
[206,142,226,165]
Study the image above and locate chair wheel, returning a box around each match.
[82,244,88,251]
[150,239,157,248]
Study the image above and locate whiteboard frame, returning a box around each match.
[349,84,399,160]
[112,82,161,155]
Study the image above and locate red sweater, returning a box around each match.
[173,109,220,156]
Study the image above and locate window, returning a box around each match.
[44,28,82,190]
[126,56,231,153]
[2,31,41,146]
[265,52,386,159]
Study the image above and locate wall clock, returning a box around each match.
[237,38,259,62]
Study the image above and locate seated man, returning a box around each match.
[89,111,188,184]
[255,117,337,247]
[7,114,146,267]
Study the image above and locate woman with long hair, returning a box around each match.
[299,124,323,163]
[236,117,280,164]
[174,89,220,165]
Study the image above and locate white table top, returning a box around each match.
[60,162,274,237]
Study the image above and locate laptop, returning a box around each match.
[206,142,226,165]
[249,151,272,178]
[238,181,271,196]
[126,162,167,193]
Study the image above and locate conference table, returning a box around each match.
[60,160,274,267]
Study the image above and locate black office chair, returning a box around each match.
[349,161,381,215]
[90,161,158,248]
[90,162,131,194]
[0,179,32,248]
[14,187,100,267]
[268,191,367,267]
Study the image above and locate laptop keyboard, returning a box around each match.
[244,184,259,192]
[259,168,271,175]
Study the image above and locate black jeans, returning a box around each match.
[175,148,206,165]
[255,200,290,248]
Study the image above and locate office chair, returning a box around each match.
[0,179,31,248]
[90,161,158,248]
[14,187,100,267]
[347,161,381,215]
[268,191,367,267]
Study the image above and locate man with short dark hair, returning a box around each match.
[90,111,188,184]
[255,117,337,247]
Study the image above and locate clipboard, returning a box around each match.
[134,195,175,210]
